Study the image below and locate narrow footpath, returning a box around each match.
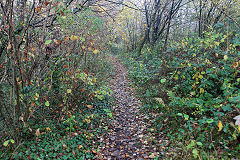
[98,56,163,159]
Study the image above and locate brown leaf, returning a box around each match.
[35,128,40,137]
[45,1,49,6]
[24,122,27,127]
[7,43,12,50]
[19,116,24,121]
[36,6,41,13]
[60,10,64,16]
[86,105,93,109]
[149,153,155,158]
[80,88,87,92]
[62,144,67,148]
[64,36,69,41]
[92,149,97,153]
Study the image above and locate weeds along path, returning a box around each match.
[98,56,161,159]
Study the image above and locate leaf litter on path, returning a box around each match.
[97,56,166,159]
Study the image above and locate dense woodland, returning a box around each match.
[0,0,240,159]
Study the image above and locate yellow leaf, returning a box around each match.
[46,127,51,131]
[70,35,77,41]
[198,75,203,79]
[200,88,204,94]
[93,49,98,54]
[78,145,83,149]
[218,121,223,131]
[233,133,237,140]
[28,52,35,58]
[85,118,91,123]
[93,78,97,83]
[67,89,71,94]
[214,42,220,46]
[224,55,228,61]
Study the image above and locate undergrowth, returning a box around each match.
[119,28,240,159]
[0,52,114,159]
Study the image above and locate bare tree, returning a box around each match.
[139,0,183,52]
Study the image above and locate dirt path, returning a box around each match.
[98,56,161,159]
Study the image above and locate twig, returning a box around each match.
[10,142,24,159]
[216,7,240,30]
[233,105,240,114]
[104,0,144,11]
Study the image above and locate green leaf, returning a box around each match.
[186,140,195,151]
[45,101,50,107]
[229,96,240,104]
[10,139,15,144]
[192,149,198,158]
[184,114,189,120]
[45,40,52,45]
[3,140,10,147]
[206,119,214,124]
[160,78,166,83]
[80,37,85,42]
[108,112,113,118]
[177,113,183,116]
[196,142,202,146]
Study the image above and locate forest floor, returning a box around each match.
[97,56,166,159]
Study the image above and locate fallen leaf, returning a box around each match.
[92,149,97,153]
[7,43,12,50]
[67,89,71,94]
[149,153,155,158]
[45,101,50,106]
[80,88,87,92]
[224,55,228,61]
[86,105,93,109]
[35,128,40,137]
[93,49,98,54]
[218,120,223,131]
[63,144,68,148]
[78,145,83,149]
[85,118,91,123]
[233,115,240,125]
